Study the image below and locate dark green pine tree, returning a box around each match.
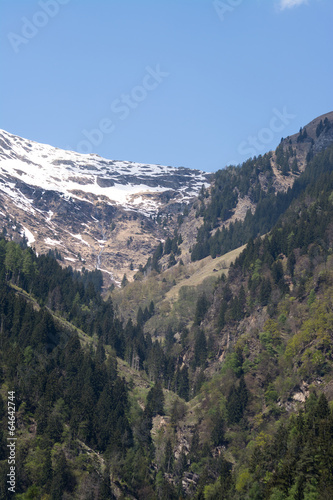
[96,337,106,364]
[260,277,272,306]
[98,468,115,499]
[164,237,172,255]
[149,300,155,316]
[35,397,50,436]
[165,325,175,352]
[219,455,233,497]
[194,293,209,325]
[45,413,63,443]
[281,159,290,176]
[291,158,299,173]
[168,252,176,268]
[146,381,165,416]
[226,376,248,425]
[31,309,58,349]
[316,393,330,419]
[50,450,76,500]
[41,447,53,491]
[238,375,248,413]
[287,251,296,277]
[136,407,153,449]
[164,439,174,473]
[152,242,163,272]
[211,412,226,447]
[194,329,208,368]
[271,260,284,285]
[171,237,179,255]
[218,300,228,328]
[136,306,144,326]
[226,386,242,425]
[143,306,150,322]
[177,366,189,401]
[189,425,201,463]
[316,119,324,137]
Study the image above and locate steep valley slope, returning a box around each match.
[1,111,332,289]
[0,113,333,499]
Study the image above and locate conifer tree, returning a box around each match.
[194,329,208,368]
[121,273,128,288]
[194,293,209,325]
[177,366,189,401]
[164,439,174,472]
[146,381,165,416]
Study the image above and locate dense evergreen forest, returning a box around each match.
[0,142,333,498]
[186,144,333,499]
[190,134,332,262]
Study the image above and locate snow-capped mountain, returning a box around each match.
[0,129,208,215]
[0,129,210,284]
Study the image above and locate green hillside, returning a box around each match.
[0,122,333,499]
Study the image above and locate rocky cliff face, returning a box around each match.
[1,112,332,287]
[0,129,210,285]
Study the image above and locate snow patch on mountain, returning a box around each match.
[21,227,35,246]
[0,128,211,284]
[44,237,62,246]
[0,129,209,215]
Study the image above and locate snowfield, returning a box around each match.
[0,129,209,215]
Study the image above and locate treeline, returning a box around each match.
[316,116,332,137]
[197,153,273,227]
[191,142,333,261]
[235,145,333,278]
[207,144,333,335]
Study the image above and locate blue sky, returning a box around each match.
[0,0,332,172]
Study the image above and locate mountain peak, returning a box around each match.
[0,129,209,215]
[0,129,210,284]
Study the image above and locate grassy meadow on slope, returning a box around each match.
[111,245,245,336]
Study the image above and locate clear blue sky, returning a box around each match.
[1,0,332,172]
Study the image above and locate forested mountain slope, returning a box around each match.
[109,134,333,499]
[130,112,333,285]
[189,111,333,261]
[0,115,333,499]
